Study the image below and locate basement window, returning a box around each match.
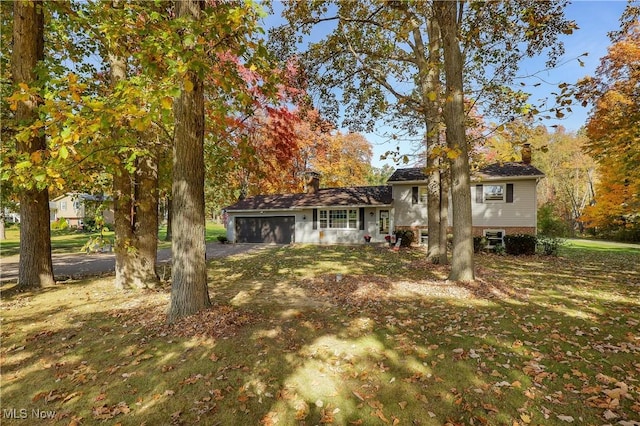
[483,229,505,248]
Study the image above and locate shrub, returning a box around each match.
[537,203,572,237]
[537,236,565,256]
[393,230,414,247]
[51,218,69,231]
[217,235,229,244]
[503,234,537,255]
[473,236,488,253]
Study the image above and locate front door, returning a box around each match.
[378,209,389,235]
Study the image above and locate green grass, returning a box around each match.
[0,222,226,257]
[1,244,639,425]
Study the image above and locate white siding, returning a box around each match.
[227,207,382,244]
[472,180,537,227]
[392,184,427,227]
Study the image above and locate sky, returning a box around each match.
[264,0,630,168]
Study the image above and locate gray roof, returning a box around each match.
[474,162,545,179]
[225,186,392,211]
[388,162,545,183]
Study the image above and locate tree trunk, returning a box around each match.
[168,0,211,323]
[108,22,159,290]
[134,151,160,286]
[435,0,474,282]
[12,0,55,289]
[113,161,137,289]
[424,15,448,265]
[439,166,449,263]
[165,196,172,241]
[0,215,5,241]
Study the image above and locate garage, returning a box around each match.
[235,216,295,244]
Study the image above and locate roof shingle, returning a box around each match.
[225,186,392,211]
[387,162,544,182]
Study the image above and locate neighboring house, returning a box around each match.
[224,152,544,246]
[50,193,114,227]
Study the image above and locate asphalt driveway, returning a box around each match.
[0,243,264,283]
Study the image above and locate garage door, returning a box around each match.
[235,216,295,244]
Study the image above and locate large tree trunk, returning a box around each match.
[112,161,137,289]
[435,0,474,282]
[168,0,210,323]
[134,151,160,286]
[425,15,448,265]
[12,0,55,289]
[112,152,160,290]
[109,25,159,290]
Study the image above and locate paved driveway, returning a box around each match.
[0,243,264,283]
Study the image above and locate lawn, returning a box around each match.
[1,243,639,425]
[0,222,226,258]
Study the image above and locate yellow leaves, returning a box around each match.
[184,77,195,93]
[161,96,173,110]
[59,146,69,159]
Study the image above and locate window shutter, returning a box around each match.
[476,185,483,203]
[312,209,317,230]
[359,208,365,230]
[412,186,418,204]
[506,183,514,203]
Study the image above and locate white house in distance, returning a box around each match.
[50,193,114,227]
[224,148,544,246]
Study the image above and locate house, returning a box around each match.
[224,151,544,246]
[50,193,114,228]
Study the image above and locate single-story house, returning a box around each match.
[50,193,114,227]
[224,151,544,246]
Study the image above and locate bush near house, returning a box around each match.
[393,229,414,247]
[50,218,69,231]
[503,234,537,255]
[473,236,488,253]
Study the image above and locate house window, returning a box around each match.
[484,229,504,248]
[379,210,389,233]
[412,186,428,204]
[484,185,504,202]
[476,183,514,203]
[420,230,429,245]
[419,187,428,203]
[73,201,82,210]
[60,201,67,211]
[319,209,358,229]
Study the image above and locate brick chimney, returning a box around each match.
[522,143,532,164]
[305,172,320,194]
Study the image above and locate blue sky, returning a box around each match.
[264,1,629,168]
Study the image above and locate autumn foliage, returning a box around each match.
[578,10,640,240]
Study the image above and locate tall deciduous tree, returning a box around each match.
[11,0,55,288]
[274,1,575,269]
[168,0,210,322]
[577,4,639,238]
[434,0,474,281]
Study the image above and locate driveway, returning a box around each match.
[0,243,264,283]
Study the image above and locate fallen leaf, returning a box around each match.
[556,414,574,422]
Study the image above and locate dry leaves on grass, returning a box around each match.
[299,274,475,309]
[109,294,259,340]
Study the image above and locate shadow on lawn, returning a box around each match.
[1,245,639,425]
